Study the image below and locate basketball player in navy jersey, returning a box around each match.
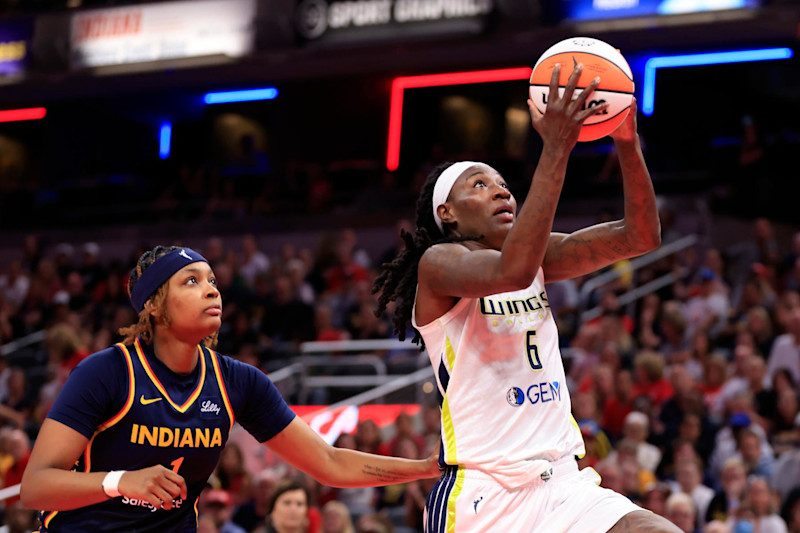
[21,245,439,532]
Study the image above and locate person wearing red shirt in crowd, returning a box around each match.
[603,369,636,440]
[2,429,31,506]
[632,351,674,410]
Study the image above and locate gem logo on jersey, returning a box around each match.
[506,387,525,407]
[506,381,562,406]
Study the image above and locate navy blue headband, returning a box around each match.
[130,248,208,312]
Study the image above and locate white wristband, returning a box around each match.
[102,470,126,498]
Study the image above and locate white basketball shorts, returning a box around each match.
[424,456,644,533]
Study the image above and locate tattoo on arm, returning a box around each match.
[361,465,404,483]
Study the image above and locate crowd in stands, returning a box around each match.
[0,213,798,533]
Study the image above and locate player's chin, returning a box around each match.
[199,316,222,335]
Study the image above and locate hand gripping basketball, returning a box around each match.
[527,62,606,150]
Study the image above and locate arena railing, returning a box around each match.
[0,330,46,358]
[267,339,429,405]
[579,233,698,321]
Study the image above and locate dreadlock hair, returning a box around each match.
[119,245,218,349]
[372,162,482,348]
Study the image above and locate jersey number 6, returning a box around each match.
[526,330,543,371]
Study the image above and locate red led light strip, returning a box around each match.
[0,107,47,123]
[386,67,532,171]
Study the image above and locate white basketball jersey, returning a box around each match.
[413,268,585,489]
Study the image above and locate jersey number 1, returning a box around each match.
[526,330,543,371]
[171,457,184,474]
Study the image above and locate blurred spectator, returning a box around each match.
[214,442,252,506]
[700,354,729,417]
[668,457,714,530]
[204,237,226,269]
[710,413,773,479]
[780,489,800,533]
[619,410,661,473]
[734,427,774,478]
[0,429,30,505]
[255,480,310,533]
[659,304,690,361]
[240,235,271,287]
[0,368,32,429]
[314,303,350,342]
[386,412,425,458]
[767,299,800,387]
[684,268,730,342]
[79,242,105,292]
[643,481,672,517]
[199,489,247,533]
[632,351,673,410]
[602,368,635,440]
[261,274,316,349]
[577,419,612,469]
[321,500,355,533]
[770,388,800,454]
[706,457,747,522]
[36,323,89,421]
[773,447,800,507]
[0,501,36,533]
[233,469,281,532]
[742,477,788,533]
[713,345,758,420]
[746,356,777,433]
[665,492,699,533]
[0,260,29,307]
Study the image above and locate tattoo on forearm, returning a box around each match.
[361,465,404,483]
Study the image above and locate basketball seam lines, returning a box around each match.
[533,51,634,82]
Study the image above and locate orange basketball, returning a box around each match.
[529,37,634,142]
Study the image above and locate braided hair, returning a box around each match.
[372,162,481,348]
[119,245,219,348]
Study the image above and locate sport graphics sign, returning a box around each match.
[295,0,493,41]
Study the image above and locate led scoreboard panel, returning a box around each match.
[548,0,760,22]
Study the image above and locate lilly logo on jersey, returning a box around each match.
[506,381,561,407]
[200,400,220,415]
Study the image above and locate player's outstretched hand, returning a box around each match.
[528,62,607,151]
[609,97,639,142]
[423,444,442,478]
[117,465,188,510]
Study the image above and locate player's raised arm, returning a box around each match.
[417,63,606,301]
[265,417,440,487]
[542,98,661,282]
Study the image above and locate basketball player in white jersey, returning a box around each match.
[373,63,681,532]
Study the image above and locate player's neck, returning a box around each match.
[152,329,200,374]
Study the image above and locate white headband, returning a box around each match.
[432,161,495,232]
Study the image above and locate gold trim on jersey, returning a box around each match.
[44,344,137,528]
[207,347,235,433]
[83,343,137,473]
[133,338,206,413]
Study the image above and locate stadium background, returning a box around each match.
[0,0,799,532]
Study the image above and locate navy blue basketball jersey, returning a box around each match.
[41,338,234,532]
